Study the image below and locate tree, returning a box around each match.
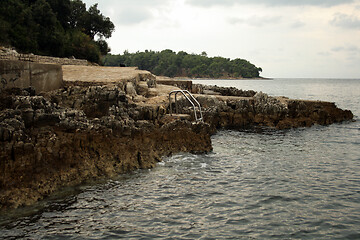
[96,39,110,55]
[165,64,178,77]
[0,0,115,63]
[47,0,71,29]
[209,62,224,78]
[0,18,10,45]
[79,3,114,39]
[31,0,65,56]
[68,0,86,28]
[66,30,100,63]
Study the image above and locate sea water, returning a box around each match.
[0,79,359,239]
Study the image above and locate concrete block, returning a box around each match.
[0,60,63,93]
[0,60,30,90]
[30,62,63,93]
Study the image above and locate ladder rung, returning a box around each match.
[169,90,204,122]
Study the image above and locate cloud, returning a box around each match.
[83,0,172,25]
[332,45,360,52]
[229,15,282,27]
[318,51,331,56]
[186,0,355,7]
[90,0,169,6]
[290,21,306,28]
[331,45,360,62]
[116,7,152,25]
[330,13,360,29]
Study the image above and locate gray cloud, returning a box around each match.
[318,51,331,56]
[330,13,360,29]
[92,0,169,6]
[332,45,359,51]
[83,0,171,25]
[186,0,355,7]
[116,8,152,25]
[331,45,360,62]
[229,15,282,27]
[331,45,360,58]
[290,21,306,29]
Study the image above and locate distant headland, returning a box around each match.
[104,50,263,79]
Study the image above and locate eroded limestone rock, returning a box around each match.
[0,85,212,209]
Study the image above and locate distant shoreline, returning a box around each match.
[171,76,273,81]
[191,77,272,81]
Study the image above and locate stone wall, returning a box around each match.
[0,60,63,93]
[0,47,88,66]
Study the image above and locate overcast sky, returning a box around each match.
[82,0,360,78]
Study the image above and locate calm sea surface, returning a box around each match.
[1,79,359,239]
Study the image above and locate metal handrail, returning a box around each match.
[169,90,203,122]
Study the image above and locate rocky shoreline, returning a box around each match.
[0,66,354,210]
[192,85,353,129]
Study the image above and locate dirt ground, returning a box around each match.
[62,65,152,83]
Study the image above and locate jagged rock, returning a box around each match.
[147,79,157,88]
[21,108,34,126]
[203,89,221,95]
[137,72,156,82]
[195,95,223,108]
[253,92,288,115]
[136,82,149,96]
[195,91,353,130]
[125,82,137,96]
[194,84,257,97]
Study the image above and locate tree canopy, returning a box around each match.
[103,50,262,79]
[0,0,114,63]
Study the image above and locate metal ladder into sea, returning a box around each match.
[168,90,203,122]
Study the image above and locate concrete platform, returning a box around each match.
[62,65,154,83]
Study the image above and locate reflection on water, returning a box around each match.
[1,79,360,239]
